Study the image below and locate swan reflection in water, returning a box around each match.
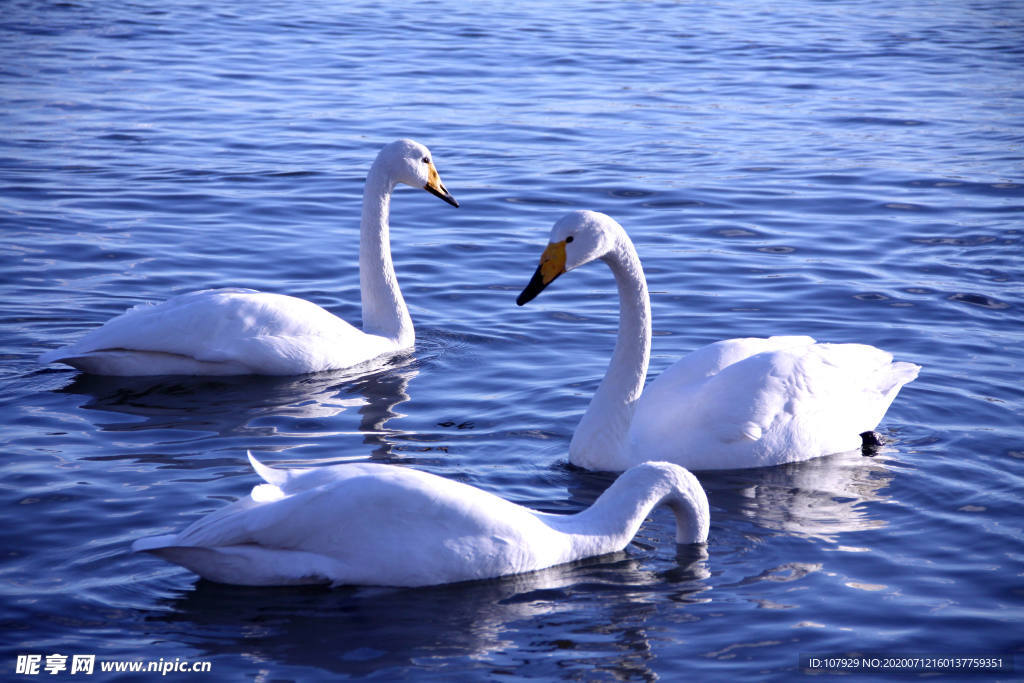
[705,445,898,544]
[54,353,421,459]
[696,443,901,626]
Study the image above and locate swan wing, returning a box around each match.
[165,458,394,549]
[650,335,817,386]
[41,289,394,375]
[140,462,560,586]
[630,339,919,469]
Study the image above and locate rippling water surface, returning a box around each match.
[2,0,1022,679]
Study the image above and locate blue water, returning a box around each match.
[2,0,1023,678]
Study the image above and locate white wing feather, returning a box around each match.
[40,289,394,375]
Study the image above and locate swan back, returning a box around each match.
[39,289,378,375]
[628,339,921,470]
[136,461,555,586]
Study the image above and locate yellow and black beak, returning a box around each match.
[424,161,459,207]
[516,240,567,306]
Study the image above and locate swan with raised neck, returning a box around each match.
[359,138,458,345]
[517,210,920,471]
[39,138,458,376]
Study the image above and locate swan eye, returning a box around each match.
[422,156,430,164]
[566,236,574,243]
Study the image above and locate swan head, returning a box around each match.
[378,139,459,207]
[642,461,710,545]
[516,210,621,305]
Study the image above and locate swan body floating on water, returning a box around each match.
[40,139,458,376]
[516,210,920,472]
[132,452,709,587]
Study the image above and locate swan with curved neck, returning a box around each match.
[132,452,709,587]
[40,139,458,376]
[517,210,920,471]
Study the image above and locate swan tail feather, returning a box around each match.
[39,347,69,365]
[887,361,921,391]
[131,534,179,553]
[247,451,289,488]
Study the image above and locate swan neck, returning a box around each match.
[359,159,413,345]
[569,236,651,470]
[563,464,709,554]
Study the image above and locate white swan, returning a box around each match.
[516,210,920,471]
[40,139,458,376]
[132,452,709,587]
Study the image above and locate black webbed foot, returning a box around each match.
[860,430,885,457]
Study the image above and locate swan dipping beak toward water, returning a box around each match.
[131,452,709,587]
[516,210,920,472]
[40,138,458,376]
